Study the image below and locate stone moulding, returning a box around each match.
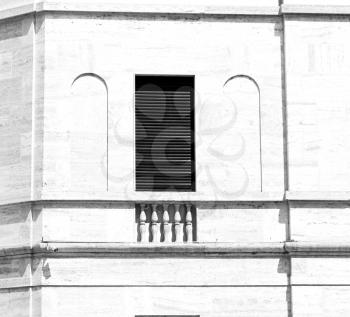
[285,191,350,201]
[0,2,280,20]
[281,4,350,15]
[4,190,350,208]
[2,1,350,22]
[2,242,350,259]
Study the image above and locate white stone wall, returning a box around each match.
[2,2,350,317]
[42,14,284,199]
[0,16,33,203]
[286,17,350,191]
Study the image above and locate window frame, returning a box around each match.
[134,74,196,192]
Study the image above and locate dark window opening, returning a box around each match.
[135,75,195,192]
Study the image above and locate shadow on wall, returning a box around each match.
[0,15,32,42]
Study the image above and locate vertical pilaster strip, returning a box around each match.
[280,0,293,315]
[30,5,37,201]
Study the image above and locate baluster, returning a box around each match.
[163,205,171,243]
[185,204,193,243]
[174,204,182,243]
[139,204,147,243]
[151,204,159,243]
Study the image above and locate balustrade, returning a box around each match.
[137,203,195,243]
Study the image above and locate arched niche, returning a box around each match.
[222,75,262,192]
[69,73,108,191]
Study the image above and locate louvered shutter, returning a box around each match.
[135,76,195,191]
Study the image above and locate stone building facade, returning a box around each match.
[1,0,350,316]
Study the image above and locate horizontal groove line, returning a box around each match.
[136,169,191,172]
[136,130,191,133]
[137,173,191,177]
[137,163,192,165]
[136,91,191,94]
[137,157,192,159]
[136,118,191,120]
[136,113,191,115]
[137,160,191,162]
[137,178,192,180]
[136,101,191,104]
[136,101,191,103]
[136,103,191,105]
[136,166,192,168]
[136,165,192,168]
[136,127,191,129]
[136,136,191,138]
[136,151,192,154]
[136,144,192,146]
[136,135,192,137]
[136,105,191,107]
[136,184,192,186]
[136,130,191,132]
[136,99,191,101]
[136,97,191,99]
[136,139,191,141]
[137,112,190,114]
[136,134,191,135]
[136,183,192,185]
[136,95,191,97]
[136,173,191,175]
[137,175,192,177]
[136,160,192,162]
[136,154,191,156]
[136,143,191,145]
[48,285,287,288]
[136,168,192,170]
[136,107,191,112]
[136,146,192,148]
[136,159,192,161]
[136,134,191,136]
[136,179,192,181]
[136,169,192,171]
[136,122,191,124]
[137,158,192,161]
[137,159,192,161]
[136,96,191,98]
[135,98,192,102]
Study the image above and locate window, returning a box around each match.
[135,75,195,191]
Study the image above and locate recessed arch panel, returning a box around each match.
[68,73,108,191]
[222,74,262,192]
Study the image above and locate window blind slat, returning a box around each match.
[135,75,195,192]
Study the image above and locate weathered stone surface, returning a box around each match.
[1,1,350,316]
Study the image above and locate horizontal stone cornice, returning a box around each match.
[2,1,350,22]
[4,191,350,207]
[0,1,280,21]
[286,191,350,201]
[281,4,350,15]
[0,192,286,207]
[2,242,350,259]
